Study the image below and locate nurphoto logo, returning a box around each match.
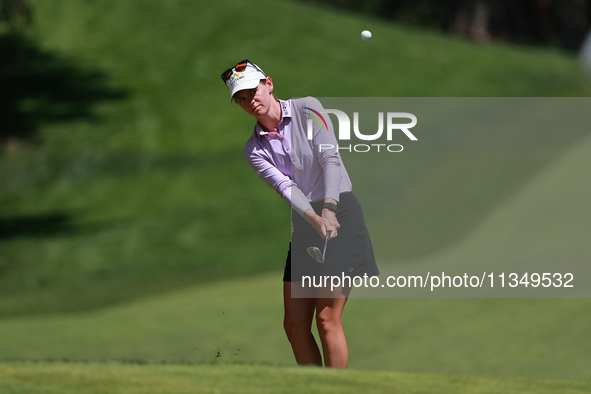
[305,108,418,153]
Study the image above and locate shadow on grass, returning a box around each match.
[0,33,127,146]
[0,214,76,240]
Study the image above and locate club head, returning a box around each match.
[307,246,324,263]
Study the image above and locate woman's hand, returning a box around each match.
[321,198,340,238]
[304,209,338,239]
[322,209,340,238]
[303,204,340,240]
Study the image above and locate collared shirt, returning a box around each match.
[244,98,352,217]
[253,105,292,180]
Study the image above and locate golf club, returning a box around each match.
[307,230,331,263]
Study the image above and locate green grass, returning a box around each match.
[445,132,591,262]
[1,273,590,382]
[3,134,590,382]
[0,0,589,316]
[1,362,590,394]
[1,1,590,390]
[334,97,591,260]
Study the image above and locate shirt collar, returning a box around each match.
[256,100,291,136]
[279,99,291,118]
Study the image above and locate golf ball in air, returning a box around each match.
[361,30,372,40]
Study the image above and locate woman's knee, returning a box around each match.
[315,309,342,335]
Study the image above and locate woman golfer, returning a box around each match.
[221,60,379,368]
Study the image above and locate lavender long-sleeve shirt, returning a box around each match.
[244,97,352,217]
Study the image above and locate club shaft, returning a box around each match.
[322,231,331,261]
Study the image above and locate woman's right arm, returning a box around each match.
[244,135,334,239]
[244,141,314,218]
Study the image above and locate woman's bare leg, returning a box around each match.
[283,281,322,366]
[315,286,349,368]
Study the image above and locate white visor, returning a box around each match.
[224,62,266,101]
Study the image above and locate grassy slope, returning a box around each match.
[448,132,591,262]
[338,97,591,259]
[2,126,591,381]
[0,0,589,316]
[1,362,590,394]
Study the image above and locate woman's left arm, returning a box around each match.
[306,98,343,238]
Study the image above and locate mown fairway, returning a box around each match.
[1,275,590,381]
[2,362,591,394]
[1,0,590,391]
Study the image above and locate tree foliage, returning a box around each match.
[0,0,32,30]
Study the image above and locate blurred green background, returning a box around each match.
[1,0,590,385]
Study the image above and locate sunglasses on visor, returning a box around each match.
[220,59,265,82]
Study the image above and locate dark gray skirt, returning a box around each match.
[284,192,380,282]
